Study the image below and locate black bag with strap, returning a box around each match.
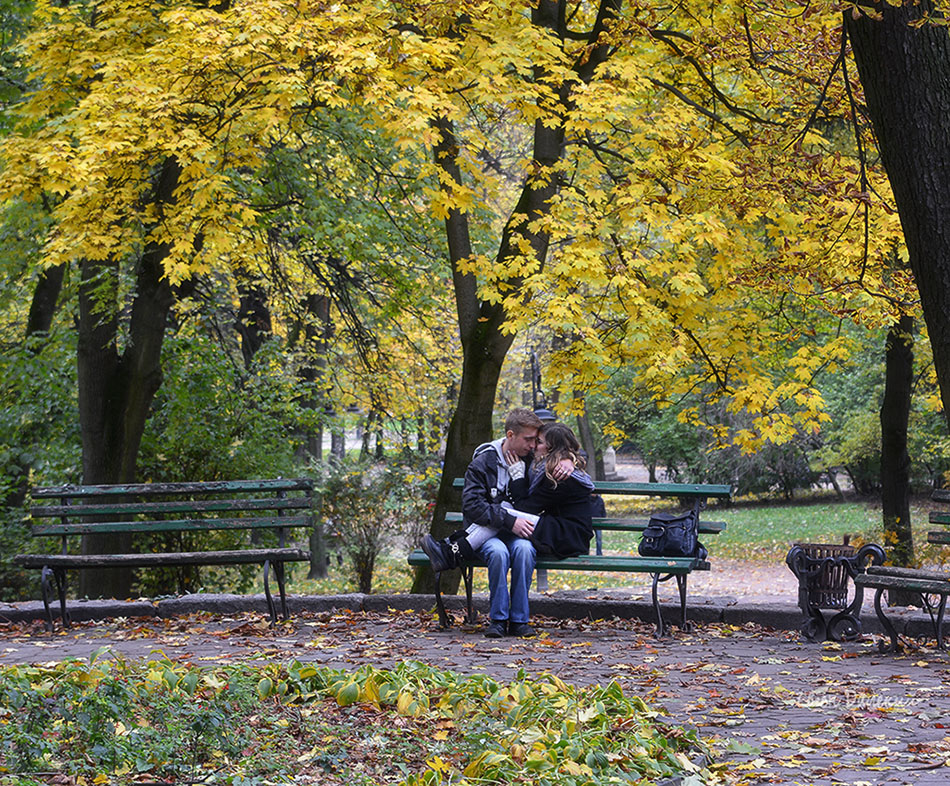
[638,510,706,559]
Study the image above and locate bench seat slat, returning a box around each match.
[854,572,950,595]
[867,565,950,581]
[932,488,950,504]
[928,530,950,545]
[14,548,310,569]
[31,497,312,518]
[31,515,312,536]
[929,511,950,525]
[408,549,707,574]
[31,478,313,499]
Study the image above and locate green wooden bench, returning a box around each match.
[14,479,313,631]
[852,487,950,651]
[408,479,731,637]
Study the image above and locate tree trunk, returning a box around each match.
[5,265,69,510]
[410,347,508,593]
[294,292,331,464]
[292,292,332,579]
[78,157,179,599]
[236,278,271,369]
[881,315,916,603]
[575,404,604,481]
[26,264,66,339]
[846,4,950,428]
[412,0,622,594]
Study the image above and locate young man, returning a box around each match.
[422,408,570,638]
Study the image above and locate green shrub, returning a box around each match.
[315,458,439,593]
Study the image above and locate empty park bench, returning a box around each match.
[408,479,731,637]
[14,479,313,631]
[852,488,950,651]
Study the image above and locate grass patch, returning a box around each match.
[0,658,718,785]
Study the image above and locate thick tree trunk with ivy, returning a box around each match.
[78,158,179,599]
[846,4,950,429]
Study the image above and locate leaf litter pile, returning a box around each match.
[4,607,950,784]
[0,653,715,785]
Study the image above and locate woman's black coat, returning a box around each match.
[509,470,594,559]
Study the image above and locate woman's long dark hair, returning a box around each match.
[539,422,585,487]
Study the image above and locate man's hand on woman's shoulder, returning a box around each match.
[552,457,575,481]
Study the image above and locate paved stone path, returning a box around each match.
[2,606,949,785]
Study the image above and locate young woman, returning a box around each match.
[506,422,594,559]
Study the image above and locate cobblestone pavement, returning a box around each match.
[2,602,950,785]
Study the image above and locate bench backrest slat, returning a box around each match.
[450,477,731,498]
[31,478,312,499]
[32,515,313,537]
[31,497,311,519]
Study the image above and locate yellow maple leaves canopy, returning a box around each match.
[1,0,916,450]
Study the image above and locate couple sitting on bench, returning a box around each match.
[421,408,595,639]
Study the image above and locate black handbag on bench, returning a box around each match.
[638,510,705,559]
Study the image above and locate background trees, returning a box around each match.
[1,0,948,597]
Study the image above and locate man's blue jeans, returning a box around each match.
[479,531,536,624]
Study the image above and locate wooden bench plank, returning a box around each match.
[932,488,950,504]
[450,477,732,498]
[867,565,950,581]
[855,573,950,595]
[31,515,313,536]
[408,549,707,574]
[590,480,732,498]
[31,478,314,498]
[443,511,726,534]
[31,497,312,518]
[14,548,310,569]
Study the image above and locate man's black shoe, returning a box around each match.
[508,622,535,638]
[485,620,508,639]
[421,535,455,573]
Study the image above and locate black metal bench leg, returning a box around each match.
[651,573,666,638]
[801,607,827,642]
[54,568,69,629]
[263,559,278,627]
[676,574,692,632]
[463,566,476,625]
[40,566,55,632]
[432,570,450,629]
[873,586,901,652]
[936,595,948,649]
[273,561,289,620]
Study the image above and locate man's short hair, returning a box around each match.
[505,408,543,435]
